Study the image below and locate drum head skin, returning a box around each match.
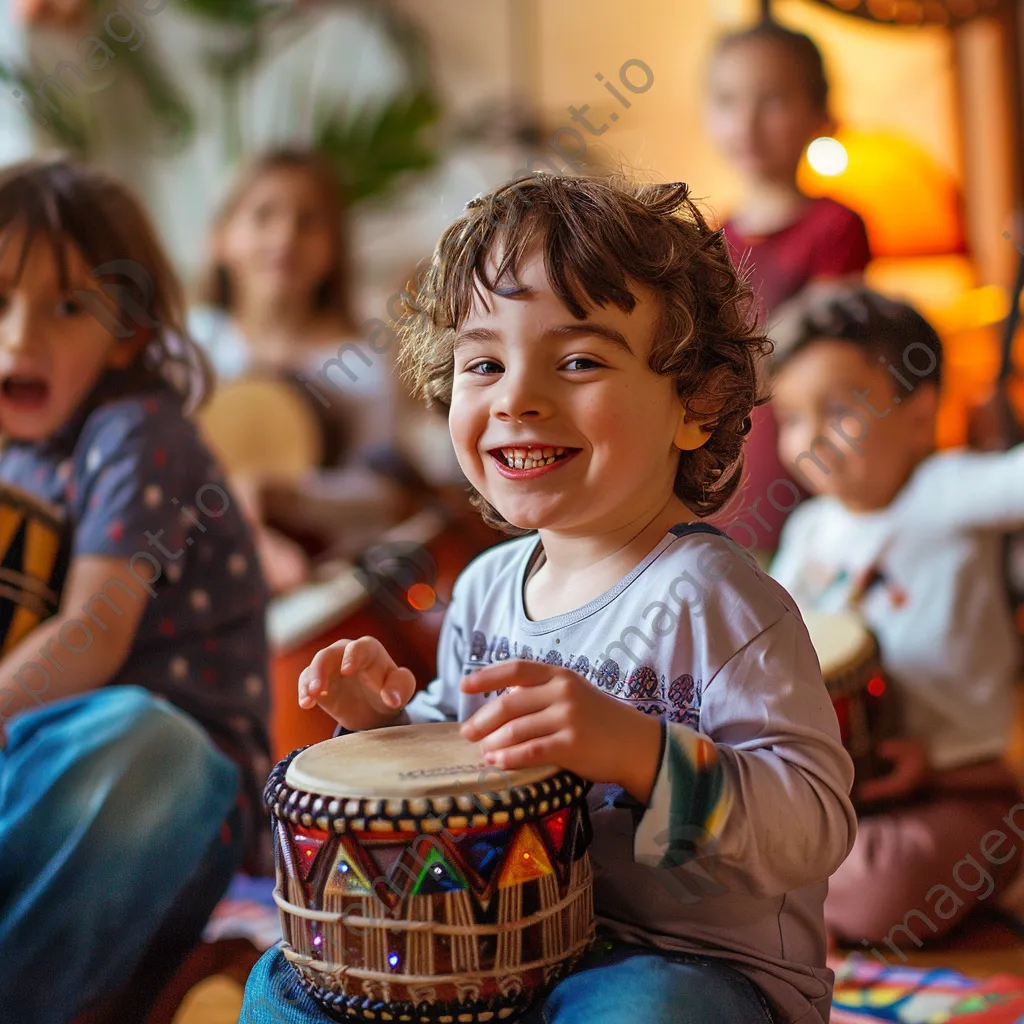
[268,722,590,835]
[198,376,324,479]
[802,608,875,678]
[287,721,556,798]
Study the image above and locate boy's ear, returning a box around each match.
[905,381,940,436]
[674,413,713,451]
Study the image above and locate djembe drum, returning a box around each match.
[265,722,595,1022]
[197,374,345,481]
[802,608,898,797]
[0,481,68,652]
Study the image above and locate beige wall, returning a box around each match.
[533,0,757,224]
[524,0,961,234]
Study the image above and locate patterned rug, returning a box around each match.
[201,879,1024,1021]
[830,956,1024,1022]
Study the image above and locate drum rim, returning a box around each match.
[0,480,65,525]
[287,945,590,1023]
[804,609,884,698]
[265,746,591,835]
[824,633,883,698]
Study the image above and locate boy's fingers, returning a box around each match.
[381,665,416,709]
[309,642,348,681]
[340,636,382,675]
[461,686,550,741]
[477,707,557,754]
[461,660,552,693]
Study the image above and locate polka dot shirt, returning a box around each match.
[0,387,271,868]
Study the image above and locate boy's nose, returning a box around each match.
[492,377,552,422]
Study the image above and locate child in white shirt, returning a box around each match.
[770,285,1024,957]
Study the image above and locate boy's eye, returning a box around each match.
[563,357,602,372]
[466,359,503,375]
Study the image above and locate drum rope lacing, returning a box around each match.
[272,863,592,933]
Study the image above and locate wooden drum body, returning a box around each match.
[265,723,595,1022]
[803,609,898,791]
[0,482,68,652]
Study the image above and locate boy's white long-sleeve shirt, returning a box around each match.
[391,523,855,1024]
[771,447,1024,771]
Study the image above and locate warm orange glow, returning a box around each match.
[799,131,964,259]
[407,583,436,611]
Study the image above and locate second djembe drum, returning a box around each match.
[0,481,68,652]
[266,722,595,1022]
[803,608,898,796]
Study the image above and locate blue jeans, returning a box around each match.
[239,939,776,1024]
[0,686,242,1024]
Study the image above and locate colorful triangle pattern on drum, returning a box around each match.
[326,835,374,897]
[459,826,512,885]
[497,823,554,889]
[291,824,329,883]
[410,846,468,895]
[540,808,571,854]
[364,841,405,882]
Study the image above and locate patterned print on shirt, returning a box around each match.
[463,631,702,729]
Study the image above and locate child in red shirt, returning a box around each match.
[706,21,871,552]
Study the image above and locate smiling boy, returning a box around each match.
[241,176,856,1024]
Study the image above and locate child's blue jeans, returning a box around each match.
[239,939,776,1024]
[0,685,243,1024]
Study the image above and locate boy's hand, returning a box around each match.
[298,636,416,732]
[460,660,661,803]
[856,737,931,804]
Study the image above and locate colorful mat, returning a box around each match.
[831,956,1024,1023]
[201,884,1024,1022]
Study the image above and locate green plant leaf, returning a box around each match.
[176,0,266,25]
[314,87,441,205]
[0,58,92,155]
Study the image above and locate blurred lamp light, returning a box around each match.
[799,130,965,258]
[807,137,848,177]
[809,0,999,26]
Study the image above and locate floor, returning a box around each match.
[172,978,243,1024]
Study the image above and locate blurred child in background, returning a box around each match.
[0,158,269,1021]
[769,286,1024,949]
[190,149,409,592]
[706,21,871,553]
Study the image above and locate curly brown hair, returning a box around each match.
[396,174,770,534]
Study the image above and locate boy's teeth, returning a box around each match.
[499,445,570,469]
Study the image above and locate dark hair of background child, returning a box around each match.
[396,174,771,534]
[195,148,356,333]
[0,157,211,412]
[771,286,943,387]
[715,20,830,115]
